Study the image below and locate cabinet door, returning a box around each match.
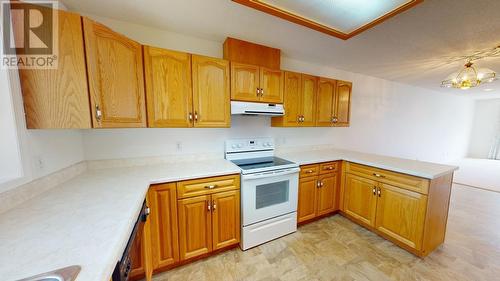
[344,174,378,227]
[178,195,212,260]
[192,55,230,128]
[298,176,318,223]
[375,184,427,250]
[211,190,240,250]
[335,81,352,126]
[83,17,146,128]
[148,183,179,270]
[18,9,91,129]
[300,74,317,126]
[260,68,283,103]
[316,174,337,216]
[231,62,260,102]
[282,71,302,126]
[316,78,336,127]
[128,227,145,280]
[144,46,192,128]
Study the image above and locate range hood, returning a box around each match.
[231,101,284,116]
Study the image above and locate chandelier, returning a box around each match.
[441,46,499,90]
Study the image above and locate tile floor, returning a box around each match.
[149,184,500,281]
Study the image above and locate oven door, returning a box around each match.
[241,167,299,226]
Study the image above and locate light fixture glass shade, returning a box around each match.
[441,62,497,90]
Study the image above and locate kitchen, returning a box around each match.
[1,0,499,281]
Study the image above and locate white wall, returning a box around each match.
[468,99,500,158]
[0,67,85,193]
[82,16,475,164]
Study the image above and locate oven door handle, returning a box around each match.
[242,167,300,180]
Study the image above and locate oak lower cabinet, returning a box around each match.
[343,173,378,226]
[297,162,339,223]
[342,162,453,257]
[177,175,240,261]
[375,183,427,250]
[148,183,179,271]
[83,17,147,128]
[272,72,318,127]
[230,62,283,103]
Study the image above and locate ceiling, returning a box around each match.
[235,0,419,39]
[61,0,500,99]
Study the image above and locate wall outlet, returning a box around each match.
[35,156,44,171]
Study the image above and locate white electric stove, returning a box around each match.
[225,138,299,250]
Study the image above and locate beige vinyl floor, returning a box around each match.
[150,184,500,281]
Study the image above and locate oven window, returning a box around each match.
[255,180,289,209]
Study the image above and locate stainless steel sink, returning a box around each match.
[17,265,81,281]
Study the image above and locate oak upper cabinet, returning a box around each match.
[231,62,283,103]
[272,72,317,127]
[335,80,352,126]
[148,183,179,270]
[231,62,260,101]
[143,46,192,128]
[375,183,427,250]
[192,55,231,127]
[144,49,230,128]
[83,17,146,128]
[211,190,240,250]
[260,67,284,103]
[316,78,352,127]
[301,74,318,126]
[17,9,91,129]
[316,78,336,126]
[297,162,339,224]
[274,71,301,126]
[343,173,378,227]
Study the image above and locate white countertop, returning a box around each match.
[278,148,458,179]
[0,149,457,281]
[0,159,240,281]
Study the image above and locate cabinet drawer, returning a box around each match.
[346,162,429,194]
[300,164,319,177]
[319,162,338,174]
[177,174,240,199]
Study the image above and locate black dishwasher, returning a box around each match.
[112,201,149,281]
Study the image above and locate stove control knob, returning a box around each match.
[237,143,243,148]
[231,144,237,149]
[266,142,272,147]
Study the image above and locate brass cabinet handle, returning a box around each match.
[204,184,217,189]
[306,170,314,174]
[373,173,386,178]
[372,186,377,195]
[331,116,338,123]
[194,111,198,121]
[212,200,217,211]
[188,112,193,121]
[261,88,265,95]
[317,180,321,187]
[320,181,324,187]
[297,115,302,122]
[324,166,334,170]
[377,188,382,197]
[207,200,211,211]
